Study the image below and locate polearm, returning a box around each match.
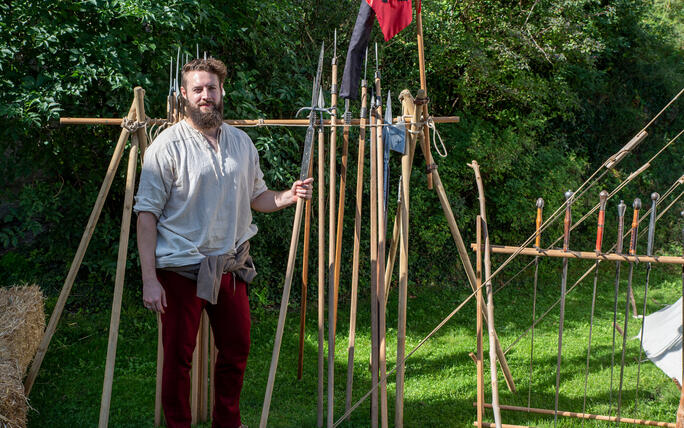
[368,86,380,428]
[414,0,435,189]
[580,190,608,426]
[317,86,327,428]
[634,192,660,414]
[609,200,627,415]
[327,30,339,428]
[373,42,389,428]
[680,211,684,428]
[528,197,544,409]
[344,47,369,417]
[554,190,574,427]
[617,197,642,422]
[260,43,324,428]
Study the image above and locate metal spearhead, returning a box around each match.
[169,58,174,96]
[175,46,181,94]
[297,43,325,181]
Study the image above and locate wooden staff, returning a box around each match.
[679,210,684,428]
[395,90,416,428]
[414,1,435,189]
[344,71,368,416]
[24,98,138,396]
[369,87,380,428]
[476,216,484,428]
[373,50,389,428]
[298,156,315,380]
[98,87,145,428]
[469,161,501,428]
[528,197,543,409]
[154,313,163,426]
[327,34,339,427]
[476,245,684,264]
[317,110,326,428]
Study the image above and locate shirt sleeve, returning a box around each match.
[251,149,268,200]
[133,143,175,218]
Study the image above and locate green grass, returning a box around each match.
[27,261,682,427]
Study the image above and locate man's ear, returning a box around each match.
[180,85,187,98]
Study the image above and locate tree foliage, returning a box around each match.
[0,0,682,305]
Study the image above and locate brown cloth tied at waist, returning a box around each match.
[164,241,257,304]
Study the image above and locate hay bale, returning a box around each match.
[0,285,45,372]
[0,285,45,428]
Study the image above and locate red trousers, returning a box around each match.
[157,270,250,428]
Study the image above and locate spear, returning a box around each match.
[634,192,660,414]
[344,47,368,417]
[317,86,327,428]
[260,43,324,428]
[373,42,389,428]
[580,190,608,427]
[608,199,627,415]
[554,190,573,427]
[368,84,380,428]
[327,29,338,428]
[528,197,544,409]
[617,197,642,422]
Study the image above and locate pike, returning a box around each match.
[580,190,608,427]
[608,200,627,415]
[528,197,544,410]
[368,83,380,428]
[554,190,573,427]
[327,29,338,428]
[316,86,327,428]
[259,43,324,428]
[634,192,660,414]
[617,197,642,422]
[344,47,369,418]
[373,42,389,428]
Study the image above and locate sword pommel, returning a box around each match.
[617,200,627,218]
[564,190,573,201]
[536,198,544,209]
[599,190,609,210]
[650,192,659,202]
[633,198,642,210]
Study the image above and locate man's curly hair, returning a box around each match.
[181,58,227,88]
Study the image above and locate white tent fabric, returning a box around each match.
[638,297,683,384]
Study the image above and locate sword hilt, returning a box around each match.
[646,192,659,257]
[629,198,642,256]
[562,190,573,252]
[616,200,627,254]
[535,198,544,248]
[595,190,609,253]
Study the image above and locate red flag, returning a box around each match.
[367,0,414,41]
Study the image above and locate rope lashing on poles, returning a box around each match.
[502,174,684,355]
[121,117,148,133]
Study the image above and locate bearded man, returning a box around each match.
[134,58,312,428]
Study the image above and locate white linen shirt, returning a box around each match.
[134,120,268,268]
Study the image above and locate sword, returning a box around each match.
[608,199,627,415]
[528,197,544,409]
[260,42,325,428]
[581,190,608,427]
[617,197,642,422]
[634,192,660,414]
[554,189,573,427]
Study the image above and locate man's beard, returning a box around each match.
[185,98,224,130]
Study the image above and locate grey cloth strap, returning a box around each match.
[165,241,256,304]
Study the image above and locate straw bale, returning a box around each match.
[0,285,45,428]
[0,359,26,428]
[0,285,45,372]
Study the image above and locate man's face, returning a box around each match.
[181,70,224,130]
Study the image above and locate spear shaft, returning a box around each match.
[528,198,544,409]
[617,198,642,422]
[609,200,627,415]
[554,190,574,427]
[581,190,608,427]
[634,192,660,414]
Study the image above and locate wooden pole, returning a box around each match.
[344,79,368,416]
[394,90,418,428]
[154,313,163,427]
[59,116,459,127]
[259,196,306,428]
[469,244,684,264]
[476,216,484,428]
[200,311,209,422]
[298,158,315,380]
[24,101,137,395]
[478,402,676,427]
[469,161,501,428]
[414,2,434,189]
[327,49,339,428]
[369,90,380,428]
[98,87,144,428]
[317,117,326,428]
[191,329,200,424]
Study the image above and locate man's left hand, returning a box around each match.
[290,177,314,202]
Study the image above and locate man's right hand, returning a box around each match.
[143,277,167,314]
